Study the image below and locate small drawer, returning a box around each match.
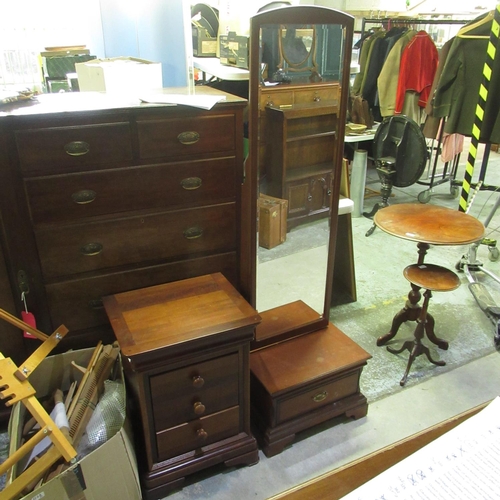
[45,252,237,332]
[15,122,133,174]
[25,157,237,225]
[35,203,236,279]
[156,406,240,462]
[294,86,339,104]
[137,114,235,160]
[276,371,360,424]
[150,353,239,431]
[260,91,294,111]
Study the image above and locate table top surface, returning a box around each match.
[374,203,485,245]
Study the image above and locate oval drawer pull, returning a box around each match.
[177,131,200,145]
[313,391,328,403]
[196,428,208,440]
[71,189,97,204]
[64,141,90,156]
[80,242,103,256]
[192,375,205,389]
[193,401,206,416]
[180,177,202,190]
[88,299,104,309]
[183,226,203,240]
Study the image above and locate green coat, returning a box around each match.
[432,11,500,144]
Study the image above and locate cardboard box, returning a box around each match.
[6,348,141,500]
[219,32,249,69]
[75,56,162,94]
[258,193,288,249]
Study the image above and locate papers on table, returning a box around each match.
[139,93,226,110]
[341,396,500,500]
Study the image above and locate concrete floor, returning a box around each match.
[163,140,500,499]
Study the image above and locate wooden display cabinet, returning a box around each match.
[265,101,338,229]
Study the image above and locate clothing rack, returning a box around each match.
[360,17,471,37]
[358,17,472,203]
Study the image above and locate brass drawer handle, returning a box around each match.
[88,299,104,309]
[193,401,206,416]
[183,227,203,240]
[180,177,202,190]
[64,141,90,156]
[313,391,328,403]
[80,242,103,256]
[71,189,97,204]
[177,131,200,145]
[192,375,205,389]
[197,428,208,440]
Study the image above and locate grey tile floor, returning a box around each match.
[162,139,500,499]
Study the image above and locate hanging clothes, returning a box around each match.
[432,11,500,144]
[362,27,407,121]
[422,36,455,139]
[352,29,385,96]
[394,31,439,115]
[377,29,418,117]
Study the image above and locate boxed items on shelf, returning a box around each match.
[5,345,140,500]
[75,56,162,94]
[219,32,249,69]
[258,193,288,249]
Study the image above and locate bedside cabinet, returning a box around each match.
[251,321,371,458]
[103,273,261,499]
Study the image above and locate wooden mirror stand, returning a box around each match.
[243,5,372,457]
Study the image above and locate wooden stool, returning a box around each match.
[387,263,461,386]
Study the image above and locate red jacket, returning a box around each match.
[395,31,438,114]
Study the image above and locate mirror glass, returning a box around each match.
[247,7,353,345]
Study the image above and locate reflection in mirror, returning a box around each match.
[247,7,352,346]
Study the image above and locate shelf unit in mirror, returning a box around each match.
[244,5,371,458]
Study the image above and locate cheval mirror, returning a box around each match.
[244,6,370,459]
[242,5,354,349]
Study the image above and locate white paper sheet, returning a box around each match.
[341,397,500,500]
[139,93,226,110]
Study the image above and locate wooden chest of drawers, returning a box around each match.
[103,273,260,499]
[0,89,246,354]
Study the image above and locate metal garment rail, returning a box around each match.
[358,17,471,202]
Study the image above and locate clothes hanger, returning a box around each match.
[457,10,494,39]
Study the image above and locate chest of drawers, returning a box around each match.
[0,89,246,354]
[103,273,260,499]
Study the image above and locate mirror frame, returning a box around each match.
[278,26,320,80]
[240,6,354,349]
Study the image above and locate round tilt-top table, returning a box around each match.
[374,203,484,384]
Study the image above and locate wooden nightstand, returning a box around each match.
[103,273,261,499]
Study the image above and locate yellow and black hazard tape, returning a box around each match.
[459,4,500,212]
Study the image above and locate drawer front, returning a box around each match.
[260,91,294,111]
[137,114,236,159]
[36,203,236,278]
[150,353,239,431]
[294,86,339,104]
[156,406,240,462]
[277,371,360,424]
[25,157,237,225]
[15,122,133,174]
[45,252,237,332]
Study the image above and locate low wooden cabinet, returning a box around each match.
[263,99,339,230]
[251,319,371,457]
[0,89,246,353]
[103,273,261,499]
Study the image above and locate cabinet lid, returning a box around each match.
[103,273,260,366]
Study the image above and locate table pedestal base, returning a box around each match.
[377,284,449,350]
